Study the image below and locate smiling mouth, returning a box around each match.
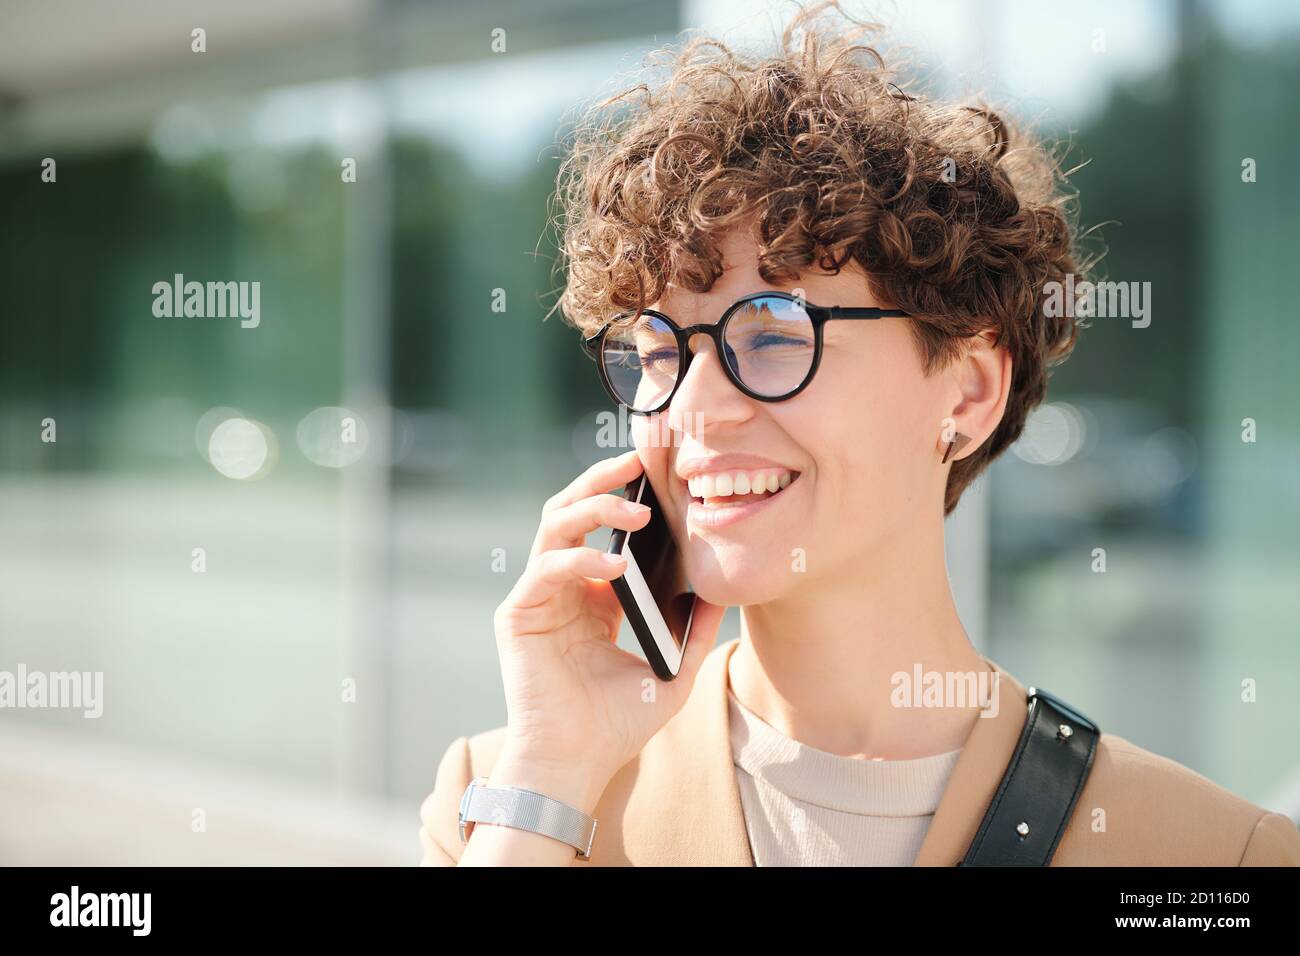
[686,468,801,507]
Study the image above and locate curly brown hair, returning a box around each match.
[549,0,1090,515]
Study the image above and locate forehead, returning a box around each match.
[653,228,879,315]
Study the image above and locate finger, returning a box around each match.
[532,493,652,557]
[502,576,624,641]
[582,578,625,641]
[542,449,643,515]
[509,546,628,611]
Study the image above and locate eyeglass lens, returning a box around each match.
[600,295,815,411]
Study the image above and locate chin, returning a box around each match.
[685,551,792,608]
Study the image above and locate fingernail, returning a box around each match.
[622,501,651,514]
[603,552,627,565]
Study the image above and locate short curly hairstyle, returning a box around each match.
[550,0,1089,515]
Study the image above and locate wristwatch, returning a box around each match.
[458,776,599,860]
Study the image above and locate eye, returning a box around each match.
[639,347,678,369]
[746,331,811,350]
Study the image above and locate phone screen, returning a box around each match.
[626,475,695,649]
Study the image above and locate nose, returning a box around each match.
[665,332,753,436]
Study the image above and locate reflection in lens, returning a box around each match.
[602,315,679,411]
[724,296,816,397]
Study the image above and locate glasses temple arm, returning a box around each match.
[821,306,911,320]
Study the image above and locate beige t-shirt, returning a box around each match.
[727,686,962,866]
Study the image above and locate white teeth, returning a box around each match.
[685,468,798,500]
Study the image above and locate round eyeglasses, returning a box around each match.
[581,291,910,414]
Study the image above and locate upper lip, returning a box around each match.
[674,453,799,481]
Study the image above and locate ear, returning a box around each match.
[940,330,1012,462]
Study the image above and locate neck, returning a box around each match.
[728,511,990,760]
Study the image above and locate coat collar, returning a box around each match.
[599,637,1030,866]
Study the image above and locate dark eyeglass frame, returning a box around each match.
[580,290,910,414]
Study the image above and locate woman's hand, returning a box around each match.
[489,448,726,808]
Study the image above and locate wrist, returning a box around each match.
[489,745,612,817]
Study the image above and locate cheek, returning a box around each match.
[631,414,672,486]
[630,411,675,447]
[809,343,946,515]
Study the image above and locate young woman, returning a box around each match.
[419,3,1300,866]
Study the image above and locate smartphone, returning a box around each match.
[606,473,697,680]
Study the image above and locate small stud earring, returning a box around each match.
[942,432,971,464]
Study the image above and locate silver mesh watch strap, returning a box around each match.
[458,776,598,860]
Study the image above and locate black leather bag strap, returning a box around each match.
[958,686,1100,866]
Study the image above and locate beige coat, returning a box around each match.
[419,637,1300,865]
